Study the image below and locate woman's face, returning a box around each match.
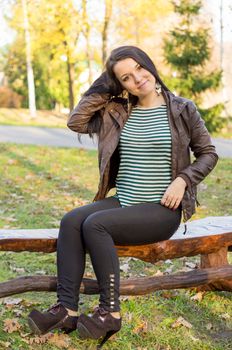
[113,57,156,98]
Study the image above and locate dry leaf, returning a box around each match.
[3,318,21,333]
[206,323,213,330]
[164,267,173,274]
[220,313,230,320]
[190,292,203,302]
[3,298,23,306]
[164,259,173,265]
[171,316,192,329]
[154,270,164,276]
[0,340,11,348]
[48,333,71,348]
[133,321,148,334]
[185,262,197,269]
[189,334,200,342]
[160,291,178,299]
[120,263,130,273]
[23,333,52,345]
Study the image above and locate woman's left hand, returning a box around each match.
[161,177,187,210]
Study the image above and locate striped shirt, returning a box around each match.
[114,104,172,206]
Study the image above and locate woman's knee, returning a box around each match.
[82,212,107,242]
[60,207,84,231]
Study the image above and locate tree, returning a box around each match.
[163,0,224,132]
[21,0,36,117]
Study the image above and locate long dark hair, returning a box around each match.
[82,46,170,137]
[105,45,170,106]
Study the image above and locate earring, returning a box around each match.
[155,82,162,96]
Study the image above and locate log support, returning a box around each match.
[0,266,232,298]
[198,247,232,291]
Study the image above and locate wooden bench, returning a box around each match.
[0,216,232,298]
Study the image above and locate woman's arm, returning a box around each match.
[161,102,218,210]
[67,72,111,134]
[177,102,219,190]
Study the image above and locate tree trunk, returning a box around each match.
[21,0,36,118]
[82,0,93,84]
[102,0,112,65]
[67,56,75,112]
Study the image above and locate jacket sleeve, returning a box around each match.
[67,92,110,134]
[178,102,219,190]
[67,71,112,134]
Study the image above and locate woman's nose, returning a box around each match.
[134,74,142,84]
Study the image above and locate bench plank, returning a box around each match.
[0,217,231,296]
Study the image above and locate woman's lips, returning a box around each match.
[138,80,148,89]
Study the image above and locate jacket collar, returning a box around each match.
[109,90,188,120]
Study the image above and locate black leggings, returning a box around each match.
[57,196,181,312]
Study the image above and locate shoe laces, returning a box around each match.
[47,303,62,313]
[93,307,109,316]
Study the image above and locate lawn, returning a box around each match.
[0,143,231,350]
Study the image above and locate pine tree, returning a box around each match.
[163,0,224,132]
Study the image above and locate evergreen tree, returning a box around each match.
[163,0,224,132]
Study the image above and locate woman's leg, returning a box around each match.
[27,196,121,335]
[56,196,120,311]
[82,202,181,312]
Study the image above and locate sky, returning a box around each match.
[0,0,231,48]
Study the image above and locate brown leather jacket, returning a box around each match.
[68,90,218,222]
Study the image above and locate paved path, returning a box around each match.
[0,125,97,149]
[0,125,231,157]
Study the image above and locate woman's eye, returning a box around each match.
[137,65,142,70]
[122,77,129,82]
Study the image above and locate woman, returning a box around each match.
[28,46,218,348]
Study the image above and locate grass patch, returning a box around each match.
[0,143,231,349]
[0,108,67,128]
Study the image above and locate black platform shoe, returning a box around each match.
[76,307,121,349]
[28,303,78,335]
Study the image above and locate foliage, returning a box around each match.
[163,0,225,132]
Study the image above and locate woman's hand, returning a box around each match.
[161,177,187,210]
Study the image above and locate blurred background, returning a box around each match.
[0,0,231,134]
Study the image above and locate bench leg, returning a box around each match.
[199,247,232,292]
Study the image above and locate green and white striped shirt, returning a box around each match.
[114,104,172,206]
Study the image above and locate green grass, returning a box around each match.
[0,143,231,350]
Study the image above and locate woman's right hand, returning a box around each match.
[84,71,123,97]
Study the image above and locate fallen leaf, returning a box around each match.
[164,267,173,274]
[3,318,21,333]
[120,263,130,273]
[133,321,148,334]
[171,316,192,329]
[189,334,200,342]
[48,333,71,348]
[164,259,173,265]
[3,298,23,306]
[220,313,230,320]
[190,292,203,302]
[0,340,11,348]
[185,262,197,269]
[23,333,52,345]
[7,159,18,165]
[154,270,164,276]
[206,323,213,330]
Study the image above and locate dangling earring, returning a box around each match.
[155,82,162,96]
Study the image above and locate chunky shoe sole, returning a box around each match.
[76,321,100,339]
[28,317,44,335]
[28,316,72,335]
